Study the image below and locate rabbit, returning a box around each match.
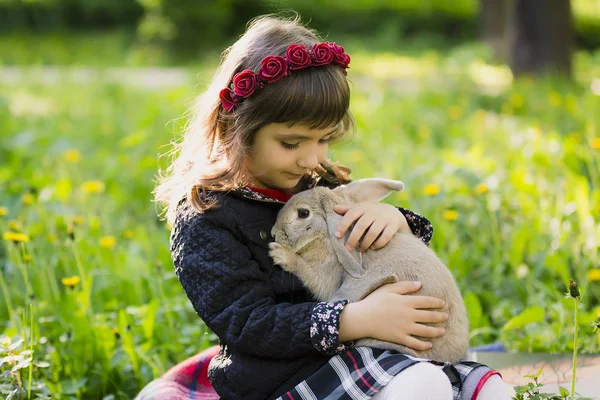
[268,178,469,364]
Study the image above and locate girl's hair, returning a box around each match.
[154,14,354,224]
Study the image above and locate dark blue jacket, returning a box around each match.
[170,177,432,399]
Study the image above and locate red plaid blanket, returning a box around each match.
[136,345,220,400]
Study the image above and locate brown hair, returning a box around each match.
[154,14,354,224]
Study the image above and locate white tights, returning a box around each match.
[371,362,512,400]
[474,374,513,400]
[371,363,452,400]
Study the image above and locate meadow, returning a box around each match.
[1,35,600,399]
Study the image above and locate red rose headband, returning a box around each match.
[219,42,350,112]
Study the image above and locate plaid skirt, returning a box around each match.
[136,345,496,400]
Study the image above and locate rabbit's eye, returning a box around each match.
[297,208,310,219]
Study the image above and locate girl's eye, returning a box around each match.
[281,141,299,150]
[297,208,310,218]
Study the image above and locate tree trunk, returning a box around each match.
[507,0,573,77]
[479,0,509,61]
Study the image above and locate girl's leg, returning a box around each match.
[461,369,512,400]
[372,362,453,400]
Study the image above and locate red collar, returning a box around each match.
[246,186,293,203]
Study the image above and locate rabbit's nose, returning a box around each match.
[270,228,277,241]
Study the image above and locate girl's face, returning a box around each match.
[245,122,335,191]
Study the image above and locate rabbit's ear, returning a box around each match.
[332,178,404,203]
[325,209,366,278]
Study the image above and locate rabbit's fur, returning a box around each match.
[269,178,469,363]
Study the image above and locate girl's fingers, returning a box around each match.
[334,205,366,239]
[370,224,396,250]
[411,310,449,324]
[345,214,375,250]
[409,323,446,338]
[399,335,433,351]
[358,220,387,251]
[407,295,445,310]
[376,281,422,295]
[333,204,351,214]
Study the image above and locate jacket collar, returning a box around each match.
[230,174,322,204]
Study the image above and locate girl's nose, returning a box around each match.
[297,151,319,170]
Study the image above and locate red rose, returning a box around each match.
[219,87,236,111]
[286,44,311,70]
[327,42,351,69]
[310,43,334,66]
[233,69,257,98]
[256,56,289,83]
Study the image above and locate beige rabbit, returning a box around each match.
[268,178,469,363]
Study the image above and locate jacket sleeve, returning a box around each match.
[398,207,434,246]
[171,206,347,359]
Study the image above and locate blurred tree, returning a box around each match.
[480,0,574,77]
[479,0,508,61]
[136,0,234,50]
[507,0,574,76]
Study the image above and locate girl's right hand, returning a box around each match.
[339,281,448,350]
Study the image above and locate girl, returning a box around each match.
[148,15,511,400]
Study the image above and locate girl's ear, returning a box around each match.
[331,178,404,203]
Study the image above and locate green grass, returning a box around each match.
[1,38,600,398]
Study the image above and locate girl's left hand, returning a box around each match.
[333,203,411,252]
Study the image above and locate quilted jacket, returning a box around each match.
[170,177,433,400]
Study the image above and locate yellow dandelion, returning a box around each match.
[590,138,600,150]
[80,180,105,194]
[71,216,85,226]
[474,109,487,124]
[99,236,116,249]
[63,148,81,163]
[448,106,462,120]
[123,230,134,239]
[510,93,524,108]
[3,232,30,243]
[423,184,441,196]
[530,126,542,139]
[8,220,22,231]
[549,92,562,107]
[0,207,7,216]
[443,210,459,221]
[22,193,35,205]
[476,183,489,194]
[350,150,363,163]
[61,275,81,288]
[418,125,431,139]
[589,269,600,282]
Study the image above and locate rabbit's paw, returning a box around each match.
[269,242,297,270]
